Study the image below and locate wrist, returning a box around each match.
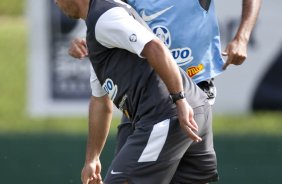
[85,156,100,164]
[234,33,249,45]
[170,91,185,103]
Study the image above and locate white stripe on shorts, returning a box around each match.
[138,119,170,162]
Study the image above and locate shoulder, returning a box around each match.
[86,0,129,31]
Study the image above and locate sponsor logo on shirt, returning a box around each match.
[186,64,204,78]
[140,6,174,22]
[111,170,123,175]
[102,78,118,101]
[171,47,194,66]
[152,26,171,48]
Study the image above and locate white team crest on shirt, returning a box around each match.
[102,78,118,101]
[152,26,171,48]
[129,34,137,42]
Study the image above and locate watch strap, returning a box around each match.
[170,91,185,103]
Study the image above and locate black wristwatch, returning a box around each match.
[170,91,185,103]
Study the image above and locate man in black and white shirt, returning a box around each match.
[55,0,218,183]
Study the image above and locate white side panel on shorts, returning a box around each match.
[138,119,170,162]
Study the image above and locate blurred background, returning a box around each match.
[0,0,281,183]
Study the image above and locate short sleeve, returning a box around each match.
[95,7,156,57]
[90,65,107,97]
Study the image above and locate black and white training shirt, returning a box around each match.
[86,0,207,123]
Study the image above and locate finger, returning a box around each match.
[88,180,95,184]
[82,174,94,184]
[74,46,87,59]
[189,117,198,132]
[71,39,88,58]
[222,55,233,70]
[77,42,88,56]
[188,107,198,131]
[82,48,89,56]
[184,125,202,142]
[222,62,229,70]
[93,177,101,184]
[72,42,86,57]
[69,46,84,59]
[186,126,202,142]
[82,178,90,184]
[68,48,77,58]
[96,174,102,183]
[77,39,88,56]
[80,39,87,46]
[222,50,232,70]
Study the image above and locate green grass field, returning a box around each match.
[0,0,24,16]
[0,16,282,136]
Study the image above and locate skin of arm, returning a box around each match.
[142,38,202,142]
[81,95,113,184]
[222,0,262,70]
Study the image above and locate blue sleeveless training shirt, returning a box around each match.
[127,0,225,83]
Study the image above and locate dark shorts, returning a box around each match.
[106,103,218,184]
[115,79,217,154]
[115,115,134,155]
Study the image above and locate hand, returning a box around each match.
[175,99,202,142]
[81,160,103,184]
[222,38,247,70]
[68,38,88,59]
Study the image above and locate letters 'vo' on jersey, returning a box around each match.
[127,0,225,83]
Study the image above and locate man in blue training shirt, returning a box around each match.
[70,0,261,103]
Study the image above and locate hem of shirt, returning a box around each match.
[194,70,223,84]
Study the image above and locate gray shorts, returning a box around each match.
[105,103,218,184]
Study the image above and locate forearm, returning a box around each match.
[142,38,183,94]
[85,95,113,164]
[235,0,261,43]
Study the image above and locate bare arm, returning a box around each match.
[142,39,183,94]
[142,38,202,142]
[223,0,261,70]
[81,95,113,184]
